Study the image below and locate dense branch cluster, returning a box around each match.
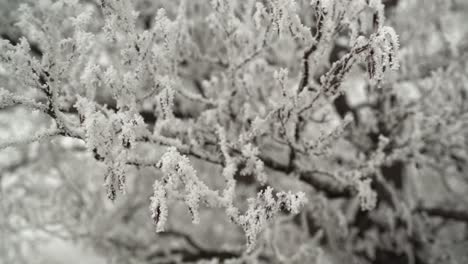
[1,0,468,263]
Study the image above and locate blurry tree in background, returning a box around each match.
[1,0,468,263]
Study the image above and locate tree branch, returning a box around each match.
[416,206,468,223]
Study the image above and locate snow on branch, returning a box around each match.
[0,126,61,150]
[150,146,307,251]
[0,0,412,258]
